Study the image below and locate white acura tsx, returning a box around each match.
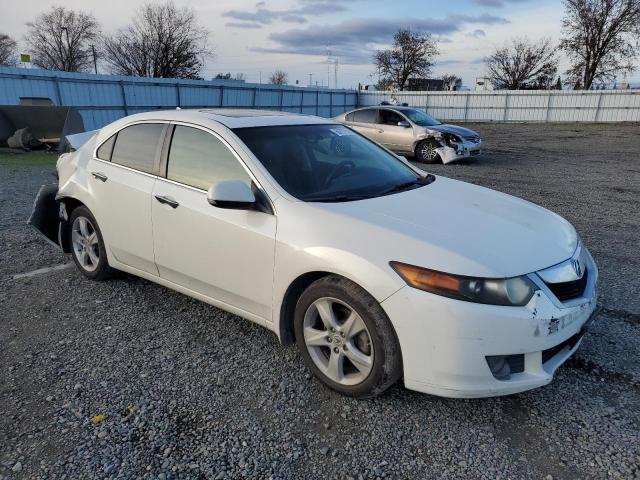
[30,109,599,399]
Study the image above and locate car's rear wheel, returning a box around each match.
[294,275,402,398]
[415,139,442,164]
[69,206,113,280]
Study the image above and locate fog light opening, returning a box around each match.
[486,355,511,380]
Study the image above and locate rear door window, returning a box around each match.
[110,123,165,174]
[166,125,252,190]
[353,109,377,123]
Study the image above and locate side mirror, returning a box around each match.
[207,180,255,209]
[397,120,411,128]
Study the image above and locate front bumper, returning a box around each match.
[437,139,482,164]
[381,255,598,398]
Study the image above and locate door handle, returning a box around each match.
[154,195,179,209]
[91,172,108,182]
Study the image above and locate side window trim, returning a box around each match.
[92,121,169,176]
[379,109,406,126]
[158,124,175,178]
[159,121,276,214]
[162,121,264,191]
[396,110,410,124]
[96,133,117,161]
[152,124,171,177]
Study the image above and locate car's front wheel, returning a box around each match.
[69,206,113,280]
[294,275,402,398]
[415,139,442,164]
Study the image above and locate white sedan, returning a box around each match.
[30,109,599,398]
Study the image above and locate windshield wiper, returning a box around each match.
[306,194,373,203]
[379,175,435,196]
[305,175,435,202]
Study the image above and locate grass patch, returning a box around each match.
[0,150,59,167]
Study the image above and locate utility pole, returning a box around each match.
[326,44,331,88]
[90,44,98,74]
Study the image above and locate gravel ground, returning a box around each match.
[1,123,639,480]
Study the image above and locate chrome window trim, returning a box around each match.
[91,156,159,180]
[154,175,210,195]
[91,119,275,214]
[163,120,275,214]
[92,120,169,162]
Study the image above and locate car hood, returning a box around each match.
[426,124,479,138]
[314,176,577,278]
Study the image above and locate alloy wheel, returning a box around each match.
[420,141,438,161]
[71,216,100,272]
[302,297,374,385]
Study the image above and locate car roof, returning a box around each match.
[357,105,414,111]
[106,108,335,129]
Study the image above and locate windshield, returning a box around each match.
[233,124,432,202]
[402,109,441,127]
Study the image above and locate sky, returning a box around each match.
[2,0,638,88]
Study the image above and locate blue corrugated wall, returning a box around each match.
[0,66,358,131]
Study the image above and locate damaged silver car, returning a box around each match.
[334,106,482,164]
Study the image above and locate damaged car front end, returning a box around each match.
[426,128,483,164]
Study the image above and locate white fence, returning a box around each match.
[358,90,640,122]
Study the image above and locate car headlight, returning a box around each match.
[441,133,461,147]
[390,261,538,306]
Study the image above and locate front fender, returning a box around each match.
[272,242,405,342]
[411,130,445,153]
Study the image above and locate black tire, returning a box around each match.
[68,206,114,281]
[294,275,402,398]
[415,139,442,164]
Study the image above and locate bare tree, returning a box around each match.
[373,29,439,91]
[0,34,18,66]
[374,77,395,91]
[485,38,558,89]
[269,70,288,85]
[102,1,211,79]
[441,74,463,91]
[560,0,640,89]
[215,72,246,81]
[25,7,100,72]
